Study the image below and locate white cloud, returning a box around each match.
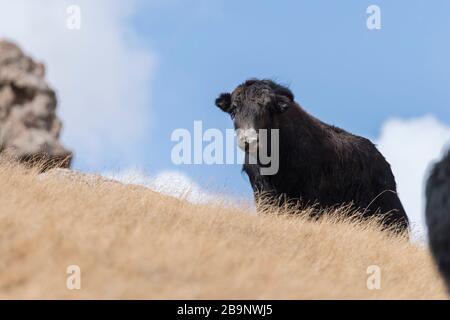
[0,0,156,168]
[104,169,229,205]
[376,115,450,237]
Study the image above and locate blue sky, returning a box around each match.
[2,0,450,232]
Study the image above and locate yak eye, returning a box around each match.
[228,104,237,118]
[230,108,237,119]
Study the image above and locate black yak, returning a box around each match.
[215,79,409,232]
[426,150,450,293]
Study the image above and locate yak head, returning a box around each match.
[215,79,294,154]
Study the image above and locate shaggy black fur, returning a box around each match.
[216,79,409,232]
[426,150,450,293]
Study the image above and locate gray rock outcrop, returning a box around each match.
[0,40,72,169]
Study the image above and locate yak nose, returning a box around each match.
[237,128,258,152]
[238,129,258,143]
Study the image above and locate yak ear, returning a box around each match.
[274,94,292,113]
[215,93,232,113]
[273,85,294,113]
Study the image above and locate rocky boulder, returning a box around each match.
[0,40,72,169]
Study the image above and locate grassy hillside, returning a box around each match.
[0,161,447,299]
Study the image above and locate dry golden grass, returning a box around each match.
[0,161,447,300]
